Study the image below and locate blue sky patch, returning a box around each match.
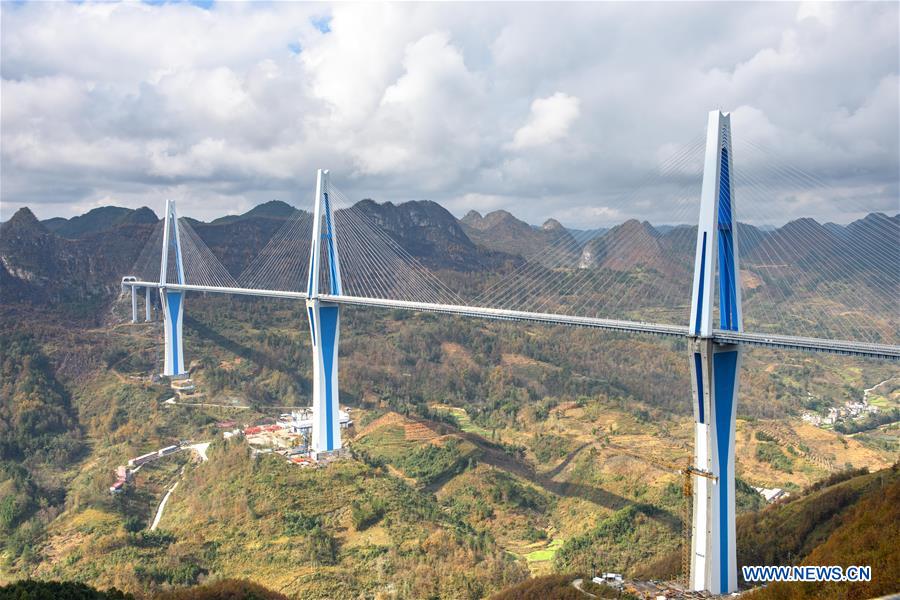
[312,15,331,34]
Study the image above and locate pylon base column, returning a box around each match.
[161,289,185,377]
[306,299,341,453]
[689,338,740,594]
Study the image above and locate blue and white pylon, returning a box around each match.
[306,169,343,453]
[688,111,743,594]
[160,199,187,377]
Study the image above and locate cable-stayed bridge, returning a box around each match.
[121,281,899,360]
[120,111,898,595]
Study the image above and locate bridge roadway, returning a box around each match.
[123,281,900,361]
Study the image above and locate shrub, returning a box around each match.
[396,439,469,485]
[306,527,337,566]
[123,516,144,533]
[531,434,571,464]
[282,511,320,535]
[129,529,176,548]
[754,430,777,443]
[756,442,793,473]
[0,580,134,599]
[350,498,385,531]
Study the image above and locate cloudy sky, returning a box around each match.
[1,1,897,226]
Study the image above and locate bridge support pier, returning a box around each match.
[131,286,138,323]
[689,338,740,593]
[145,286,153,322]
[306,299,341,452]
[161,289,185,376]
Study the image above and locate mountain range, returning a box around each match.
[1,199,897,328]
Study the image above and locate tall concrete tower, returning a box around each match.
[688,111,743,594]
[305,169,343,453]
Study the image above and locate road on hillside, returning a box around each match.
[148,443,210,531]
[571,578,597,598]
[150,480,178,531]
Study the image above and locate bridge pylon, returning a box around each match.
[306,169,343,453]
[688,110,743,595]
[160,199,187,377]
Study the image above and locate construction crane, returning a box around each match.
[600,439,717,587]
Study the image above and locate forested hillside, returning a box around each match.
[742,465,900,599]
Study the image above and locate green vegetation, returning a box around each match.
[530,433,573,464]
[756,441,794,473]
[834,408,899,434]
[430,405,491,437]
[487,471,548,513]
[801,466,869,495]
[755,430,777,443]
[554,504,680,574]
[0,579,290,600]
[0,333,84,464]
[350,497,386,530]
[305,527,337,566]
[395,439,475,485]
[743,464,900,600]
[0,580,134,600]
[736,477,766,514]
[282,510,320,535]
[0,334,84,566]
[524,538,564,563]
[738,464,899,582]
[127,439,525,598]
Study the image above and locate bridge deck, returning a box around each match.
[123,281,899,361]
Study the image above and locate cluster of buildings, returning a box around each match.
[221,408,352,466]
[110,444,182,494]
[801,398,879,428]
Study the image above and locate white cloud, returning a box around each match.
[0,2,896,227]
[796,2,836,27]
[354,31,485,181]
[509,92,581,150]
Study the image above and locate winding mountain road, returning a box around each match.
[150,481,178,531]
[148,443,210,531]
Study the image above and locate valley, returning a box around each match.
[1,202,897,599]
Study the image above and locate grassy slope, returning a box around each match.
[743,465,899,599]
[738,465,899,575]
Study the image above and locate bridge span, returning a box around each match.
[122,280,899,361]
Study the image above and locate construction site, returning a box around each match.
[222,408,353,465]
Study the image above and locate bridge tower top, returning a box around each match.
[159,199,185,286]
[307,169,343,298]
[690,110,743,338]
